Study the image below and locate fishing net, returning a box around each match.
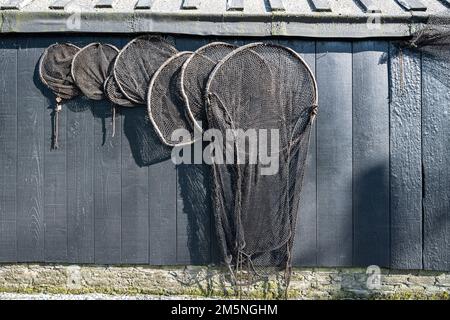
[39,43,81,149]
[104,75,135,107]
[147,51,197,147]
[114,35,178,105]
[180,42,238,131]
[205,43,318,291]
[71,43,119,101]
[396,13,450,89]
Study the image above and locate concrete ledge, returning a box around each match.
[0,264,449,299]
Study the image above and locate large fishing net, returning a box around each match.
[114,35,178,104]
[71,43,119,101]
[147,51,196,146]
[104,75,135,107]
[39,43,81,149]
[180,42,238,131]
[205,43,318,291]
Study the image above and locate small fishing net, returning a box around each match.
[71,42,120,137]
[205,43,318,292]
[147,51,196,147]
[114,35,178,104]
[71,43,119,101]
[180,42,238,130]
[104,75,135,107]
[39,43,81,149]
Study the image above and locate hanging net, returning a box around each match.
[104,75,136,107]
[147,51,196,147]
[39,43,81,149]
[114,35,178,104]
[205,43,318,289]
[71,43,119,101]
[180,42,238,131]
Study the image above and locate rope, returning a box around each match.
[52,96,62,150]
[111,105,116,138]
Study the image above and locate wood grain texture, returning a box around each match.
[120,108,149,263]
[0,38,18,262]
[389,46,423,269]
[148,160,177,264]
[16,38,45,262]
[316,41,353,267]
[353,41,390,267]
[422,53,450,271]
[278,39,317,267]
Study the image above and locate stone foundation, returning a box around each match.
[0,264,449,299]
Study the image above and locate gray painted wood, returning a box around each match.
[0,38,17,262]
[49,0,72,10]
[120,108,149,264]
[422,53,450,271]
[389,46,423,269]
[316,41,353,267]
[352,41,390,267]
[16,38,45,262]
[278,39,317,267]
[148,160,177,264]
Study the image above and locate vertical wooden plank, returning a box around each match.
[174,37,212,264]
[389,46,423,269]
[92,37,122,264]
[422,53,450,271]
[278,39,317,267]
[316,41,353,267]
[120,107,149,264]
[148,160,177,264]
[43,36,68,262]
[16,37,45,262]
[67,37,95,263]
[353,41,390,267]
[0,38,18,262]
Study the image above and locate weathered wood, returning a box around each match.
[396,0,427,11]
[422,53,450,271]
[353,41,390,267]
[16,38,45,262]
[148,160,177,264]
[1,0,33,10]
[227,0,244,11]
[310,0,332,12]
[121,108,149,263]
[268,0,285,11]
[356,0,381,13]
[316,41,353,267]
[278,39,317,267]
[66,96,95,263]
[182,0,200,10]
[389,45,423,269]
[49,0,72,10]
[134,0,153,10]
[0,38,18,262]
[95,0,116,8]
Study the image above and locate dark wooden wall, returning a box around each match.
[0,35,448,270]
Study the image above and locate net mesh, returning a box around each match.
[147,51,196,146]
[180,42,238,129]
[39,43,81,100]
[205,43,318,289]
[104,75,136,107]
[114,35,178,104]
[71,43,119,101]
